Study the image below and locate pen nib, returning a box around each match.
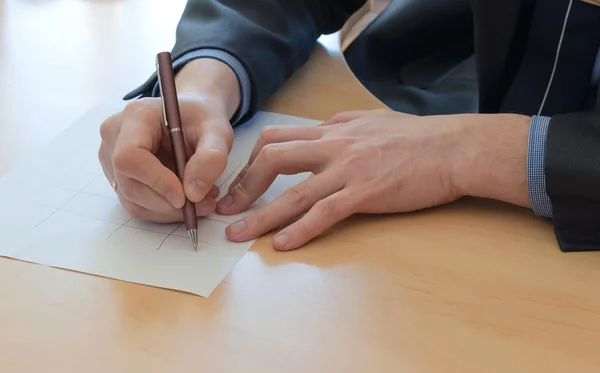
[188,229,198,251]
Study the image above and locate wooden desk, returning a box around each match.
[1,1,600,372]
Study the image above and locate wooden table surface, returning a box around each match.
[1,1,600,372]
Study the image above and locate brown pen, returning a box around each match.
[156,51,198,250]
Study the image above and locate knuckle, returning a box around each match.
[295,221,313,240]
[258,125,279,144]
[286,184,310,206]
[232,179,252,198]
[315,198,338,216]
[201,148,227,173]
[123,97,154,116]
[249,211,268,230]
[112,147,136,173]
[324,136,355,148]
[100,118,116,141]
[329,112,347,123]
[340,150,372,170]
[97,146,111,175]
[123,98,159,125]
[97,145,106,165]
[149,173,166,193]
[257,144,280,167]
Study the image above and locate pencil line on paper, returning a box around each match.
[33,210,59,228]
[109,217,132,238]
[58,209,125,226]
[203,217,231,225]
[217,163,243,188]
[34,178,96,227]
[157,223,183,250]
[79,191,119,201]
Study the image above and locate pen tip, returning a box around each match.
[188,229,198,251]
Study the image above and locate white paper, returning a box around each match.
[0,98,319,297]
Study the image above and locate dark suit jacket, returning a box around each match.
[128,0,600,252]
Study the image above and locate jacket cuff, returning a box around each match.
[123,49,252,126]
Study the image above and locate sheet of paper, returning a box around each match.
[0,98,320,297]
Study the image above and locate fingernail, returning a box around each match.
[166,191,183,207]
[228,220,246,234]
[219,194,233,209]
[273,233,291,250]
[191,179,208,198]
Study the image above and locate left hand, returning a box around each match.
[216,109,531,250]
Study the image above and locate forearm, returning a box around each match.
[175,58,241,120]
[451,113,532,208]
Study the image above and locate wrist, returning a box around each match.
[451,114,532,208]
[174,58,241,121]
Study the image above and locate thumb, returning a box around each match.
[184,129,230,202]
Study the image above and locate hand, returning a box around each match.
[216,109,531,250]
[98,58,240,222]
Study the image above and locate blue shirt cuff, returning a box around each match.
[527,115,553,218]
[151,49,252,126]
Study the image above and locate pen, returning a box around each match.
[156,51,198,250]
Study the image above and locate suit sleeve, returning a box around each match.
[544,112,600,252]
[125,0,366,123]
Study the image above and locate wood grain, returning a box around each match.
[1,1,599,372]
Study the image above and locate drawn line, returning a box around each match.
[157,223,183,250]
[109,217,132,238]
[34,178,96,227]
[79,191,119,201]
[217,163,243,188]
[203,217,231,225]
[34,203,171,237]
[33,210,59,228]
[33,173,218,247]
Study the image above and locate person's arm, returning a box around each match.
[543,112,600,252]
[124,0,367,124]
[527,50,600,252]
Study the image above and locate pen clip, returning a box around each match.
[155,57,169,128]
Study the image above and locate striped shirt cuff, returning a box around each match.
[527,115,553,218]
[151,49,252,126]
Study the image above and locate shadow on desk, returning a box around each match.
[252,197,556,271]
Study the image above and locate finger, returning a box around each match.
[184,121,231,203]
[208,184,220,199]
[98,143,115,186]
[271,188,358,250]
[224,171,343,243]
[99,113,123,182]
[249,125,323,165]
[99,113,122,148]
[117,176,185,215]
[117,193,217,223]
[228,163,250,193]
[118,179,219,217]
[217,140,329,215]
[323,108,394,126]
[228,125,324,192]
[113,101,185,209]
[323,110,374,125]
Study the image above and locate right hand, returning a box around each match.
[98,93,234,223]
